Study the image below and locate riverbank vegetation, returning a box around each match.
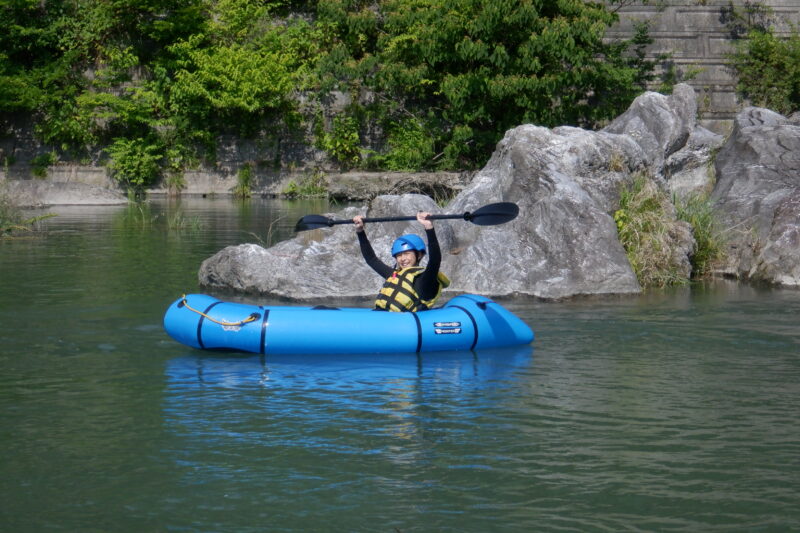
[0,185,54,237]
[674,191,726,279]
[1,0,663,192]
[0,187,23,235]
[614,175,726,288]
[117,202,204,232]
[725,0,800,116]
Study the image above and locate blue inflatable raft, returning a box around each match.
[163,293,534,355]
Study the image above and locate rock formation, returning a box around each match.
[711,108,800,287]
[201,84,721,300]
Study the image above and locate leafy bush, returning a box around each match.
[375,120,435,171]
[282,171,327,198]
[724,1,800,115]
[232,163,253,198]
[106,137,164,191]
[169,38,295,122]
[31,151,59,178]
[728,27,800,115]
[359,0,657,168]
[1,0,661,174]
[317,115,362,168]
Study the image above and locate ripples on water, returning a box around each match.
[1,199,799,531]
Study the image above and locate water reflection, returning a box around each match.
[163,346,533,470]
[165,345,533,392]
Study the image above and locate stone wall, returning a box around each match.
[606,0,800,134]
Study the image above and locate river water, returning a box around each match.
[1,197,798,532]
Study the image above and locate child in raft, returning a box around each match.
[353,211,450,312]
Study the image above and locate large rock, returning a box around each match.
[601,82,724,197]
[603,83,698,182]
[199,84,720,300]
[442,125,644,299]
[664,126,724,198]
[711,107,800,286]
[200,126,648,300]
[200,194,450,299]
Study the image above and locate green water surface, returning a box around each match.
[1,197,798,532]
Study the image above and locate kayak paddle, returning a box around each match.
[294,202,519,232]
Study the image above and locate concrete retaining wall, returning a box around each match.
[607,0,800,134]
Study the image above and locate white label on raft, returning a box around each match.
[222,325,242,332]
[434,322,461,328]
[435,328,462,335]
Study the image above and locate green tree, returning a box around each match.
[2,0,660,176]
[723,0,800,115]
[316,0,658,169]
[106,136,164,191]
[728,27,800,115]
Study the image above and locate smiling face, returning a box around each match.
[395,250,420,269]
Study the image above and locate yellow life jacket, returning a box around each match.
[374,266,450,312]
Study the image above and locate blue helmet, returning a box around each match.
[391,234,426,257]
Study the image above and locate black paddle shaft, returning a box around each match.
[334,213,467,224]
[294,202,519,232]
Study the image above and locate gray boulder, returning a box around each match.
[603,83,697,182]
[711,107,800,286]
[664,126,724,198]
[443,124,643,299]
[200,194,451,299]
[600,83,724,197]
[199,84,719,300]
[200,125,646,300]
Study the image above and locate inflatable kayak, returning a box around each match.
[163,293,534,355]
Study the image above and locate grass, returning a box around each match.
[167,210,204,231]
[121,201,205,232]
[1,185,56,237]
[674,191,727,278]
[122,202,159,228]
[614,174,727,287]
[245,214,285,247]
[232,163,253,199]
[165,171,186,196]
[614,174,691,288]
[282,170,328,198]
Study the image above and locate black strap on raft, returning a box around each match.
[260,308,270,355]
[450,305,479,350]
[179,295,261,327]
[412,312,423,352]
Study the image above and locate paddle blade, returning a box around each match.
[294,214,334,232]
[468,202,519,226]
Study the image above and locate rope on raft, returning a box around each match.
[179,295,260,327]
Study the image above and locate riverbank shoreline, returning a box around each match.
[1,167,474,207]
